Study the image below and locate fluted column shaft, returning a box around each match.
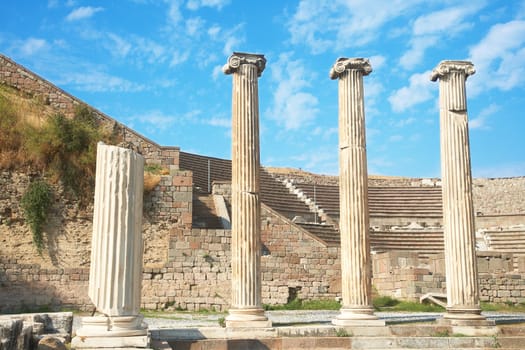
[223,52,270,328]
[89,143,144,316]
[330,58,381,325]
[431,61,484,320]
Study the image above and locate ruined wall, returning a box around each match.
[138,205,343,312]
[260,206,341,304]
[0,169,192,312]
[373,252,525,304]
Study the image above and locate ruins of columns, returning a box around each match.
[223,52,271,328]
[329,58,383,326]
[430,61,488,324]
[72,143,149,349]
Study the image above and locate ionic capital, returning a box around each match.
[329,57,372,80]
[430,60,475,82]
[223,52,266,77]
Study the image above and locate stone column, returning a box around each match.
[223,52,271,328]
[431,61,487,324]
[72,143,150,349]
[330,58,383,326]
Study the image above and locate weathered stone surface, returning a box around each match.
[0,318,28,350]
[431,60,485,322]
[223,52,270,328]
[330,57,380,325]
[37,336,66,350]
[73,144,148,348]
[88,143,145,316]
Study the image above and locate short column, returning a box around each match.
[431,61,490,325]
[72,143,150,349]
[223,52,271,328]
[330,58,384,326]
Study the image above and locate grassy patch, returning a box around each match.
[0,86,120,204]
[335,328,352,337]
[481,302,525,313]
[373,296,445,312]
[264,298,341,311]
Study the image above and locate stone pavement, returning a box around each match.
[73,311,525,349]
[73,310,525,331]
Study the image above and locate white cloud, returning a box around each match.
[207,25,221,38]
[388,70,434,112]
[107,33,132,58]
[187,0,230,10]
[468,20,525,94]
[128,109,202,133]
[399,36,437,70]
[364,79,384,118]
[186,17,205,37]
[389,134,403,142]
[222,36,244,56]
[65,6,103,21]
[266,52,319,130]
[400,4,483,70]
[59,71,145,92]
[204,116,230,128]
[287,0,421,54]
[212,64,223,80]
[166,0,183,26]
[19,38,47,56]
[391,117,416,127]
[469,103,499,130]
[369,55,386,71]
[412,5,479,36]
[135,37,167,64]
[170,50,190,67]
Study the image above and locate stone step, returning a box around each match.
[156,337,525,349]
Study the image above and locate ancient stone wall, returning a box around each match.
[260,205,341,304]
[139,205,343,311]
[373,251,525,304]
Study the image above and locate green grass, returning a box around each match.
[481,302,525,312]
[373,295,445,312]
[264,298,341,311]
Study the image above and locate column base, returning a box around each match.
[442,306,490,322]
[332,307,385,326]
[225,308,272,328]
[72,315,150,349]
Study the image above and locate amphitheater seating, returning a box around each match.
[294,183,443,219]
[483,228,525,255]
[179,152,318,225]
[296,223,340,246]
[370,230,444,259]
[295,223,445,258]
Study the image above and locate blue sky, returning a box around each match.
[2,1,524,178]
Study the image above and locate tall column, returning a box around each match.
[431,61,487,324]
[72,143,149,349]
[330,58,383,326]
[223,52,271,328]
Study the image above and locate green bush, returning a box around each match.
[372,295,399,309]
[21,180,53,254]
[25,105,119,204]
